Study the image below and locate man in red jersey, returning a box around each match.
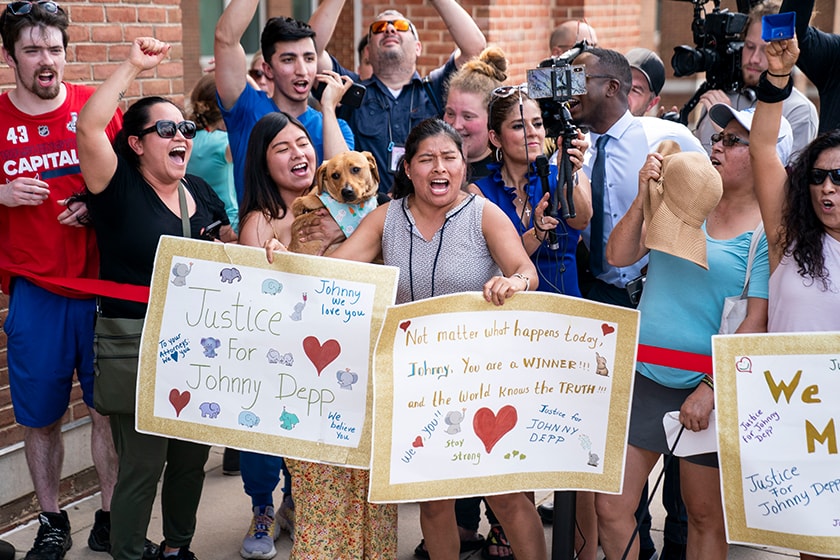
[0,2,124,559]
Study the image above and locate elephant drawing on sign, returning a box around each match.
[444,408,466,434]
[199,402,220,418]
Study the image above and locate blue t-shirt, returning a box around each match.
[638,226,769,389]
[219,85,354,202]
[331,54,456,194]
[474,162,581,296]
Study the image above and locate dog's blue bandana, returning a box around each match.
[318,192,378,237]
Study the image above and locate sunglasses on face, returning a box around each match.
[808,168,840,186]
[369,19,413,35]
[6,1,59,15]
[137,120,197,140]
[248,69,265,80]
[710,132,749,148]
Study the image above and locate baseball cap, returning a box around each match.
[709,105,794,165]
[626,48,665,96]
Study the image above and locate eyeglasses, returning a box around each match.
[710,132,749,148]
[808,168,840,186]
[248,69,265,80]
[369,19,413,35]
[137,120,197,140]
[6,1,59,15]
[585,74,617,81]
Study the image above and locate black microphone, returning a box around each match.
[534,155,559,250]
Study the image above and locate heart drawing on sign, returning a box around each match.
[399,320,411,332]
[169,388,190,417]
[302,336,341,375]
[412,436,423,448]
[601,323,615,336]
[473,405,518,454]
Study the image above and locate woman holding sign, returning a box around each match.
[268,118,545,559]
[750,36,839,560]
[77,38,233,560]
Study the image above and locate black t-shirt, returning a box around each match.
[88,155,228,318]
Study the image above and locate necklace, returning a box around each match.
[515,193,531,218]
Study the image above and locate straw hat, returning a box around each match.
[643,141,722,269]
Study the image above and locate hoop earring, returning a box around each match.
[495,148,503,162]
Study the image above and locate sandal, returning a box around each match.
[482,525,514,559]
[414,534,487,559]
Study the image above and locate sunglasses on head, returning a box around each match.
[137,120,197,140]
[369,19,413,35]
[710,132,749,148]
[248,69,265,80]
[808,168,840,186]
[6,1,59,16]
[492,84,529,99]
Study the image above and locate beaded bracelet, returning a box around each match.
[511,273,530,292]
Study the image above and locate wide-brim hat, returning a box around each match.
[644,141,723,269]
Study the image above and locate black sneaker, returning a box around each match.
[87,509,110,552]
[25,511,72,560]
[158,542,198,560]
[143,539,161,559]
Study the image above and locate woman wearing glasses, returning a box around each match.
[750,37,838,560]
[469,84,592,297]
[77,38,234,560]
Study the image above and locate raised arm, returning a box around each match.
[431,0,486,68]
[750,38,797,272]
[308,0,346,72]
[605,153,657,267]
[214,0,258,110]
[77,38,170,194]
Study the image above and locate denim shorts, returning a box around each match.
[5,278,96,427]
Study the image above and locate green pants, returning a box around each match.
[109,414,209,560]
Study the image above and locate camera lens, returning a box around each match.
[671,45,717,77]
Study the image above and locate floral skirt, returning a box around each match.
[286,458,398,559]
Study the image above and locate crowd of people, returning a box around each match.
[1,0,837,560]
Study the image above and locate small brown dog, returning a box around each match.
[289,150,380,255]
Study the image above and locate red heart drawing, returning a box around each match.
[473,405,518,454]
[302,336,341,375]
[412,436,423,448]
[169,388,190,417]
[601,323,615,336]
[399,320,411,332]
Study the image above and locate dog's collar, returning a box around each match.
[317,192,378,237]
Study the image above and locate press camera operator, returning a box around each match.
[692,0,817,158]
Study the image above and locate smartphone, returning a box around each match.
[625,274,646,307]
[201,220,223,241]
[312,81,367,108]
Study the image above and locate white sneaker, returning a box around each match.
[239,505,277,560]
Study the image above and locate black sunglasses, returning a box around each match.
[248,69,265,80]
[137,120,197,140]
[6,1,59,15]
[808,168,840,186]
[710,132,749,148]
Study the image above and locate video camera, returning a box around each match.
[523,42,591,225]
[526,41,588,138]
[668,0,760,124]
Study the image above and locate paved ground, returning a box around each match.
[2,447,800,559]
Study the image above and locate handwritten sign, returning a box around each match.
[136,236,398,468]
[714,332,840,558]
[369,292,639,502]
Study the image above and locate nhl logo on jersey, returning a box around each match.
[38,125,49,137]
